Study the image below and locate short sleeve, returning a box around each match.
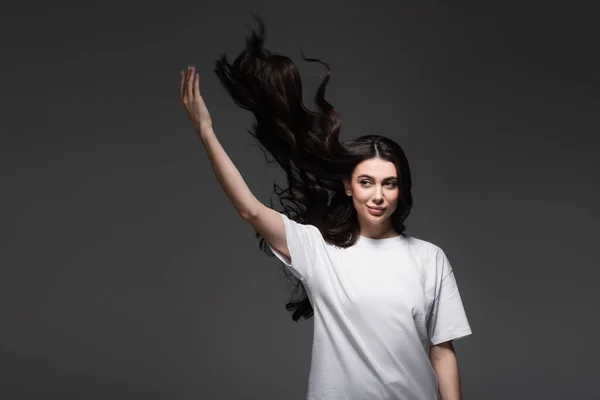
[427,251,472,345]
[266,213,323,282]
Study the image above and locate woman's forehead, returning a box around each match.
[353,158,397,178]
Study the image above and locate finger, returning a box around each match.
[179,70,185,101]
[186,66,194,99]
[182,66,189,102]
[193,72,200,98]
[183,66,191,101]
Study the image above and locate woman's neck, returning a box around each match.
[358,220,398,239]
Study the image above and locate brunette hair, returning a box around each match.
[214,17,412,321]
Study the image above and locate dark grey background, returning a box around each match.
[2,1,598,399]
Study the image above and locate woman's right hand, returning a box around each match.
[180,65,213,134]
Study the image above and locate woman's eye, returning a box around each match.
[386,182,397,188]
[360,180,370,186]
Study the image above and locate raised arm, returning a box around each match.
[180,66,290,260]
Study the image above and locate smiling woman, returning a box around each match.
[179,16,472,400]
[344,158,403,239]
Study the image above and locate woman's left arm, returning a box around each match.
[429,341,462,400]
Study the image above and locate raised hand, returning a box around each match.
[180,65,212,134]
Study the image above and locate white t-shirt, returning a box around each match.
[267,213,472,400]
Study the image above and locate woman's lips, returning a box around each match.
[367,206,385,216]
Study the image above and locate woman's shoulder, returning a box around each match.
[403,235,452,281]
[402,234,447,262]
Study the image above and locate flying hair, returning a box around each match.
[214,16,413,321]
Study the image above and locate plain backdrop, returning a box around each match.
[1,1,598,399]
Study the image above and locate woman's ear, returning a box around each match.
[343,180,352,196]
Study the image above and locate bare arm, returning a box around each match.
[198,127,260,220]
[199,128,290,260]
[429,341,462,400]
[179,65,290,260]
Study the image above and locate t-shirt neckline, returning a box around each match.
[357,234,405,247]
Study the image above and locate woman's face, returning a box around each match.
[344,157,399,228]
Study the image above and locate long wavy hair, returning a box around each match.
[214,17,413,321]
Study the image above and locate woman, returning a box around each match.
[179,18,472,400]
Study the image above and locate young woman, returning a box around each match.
[179,18,472,400]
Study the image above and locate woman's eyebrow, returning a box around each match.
[357,174,397,180]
